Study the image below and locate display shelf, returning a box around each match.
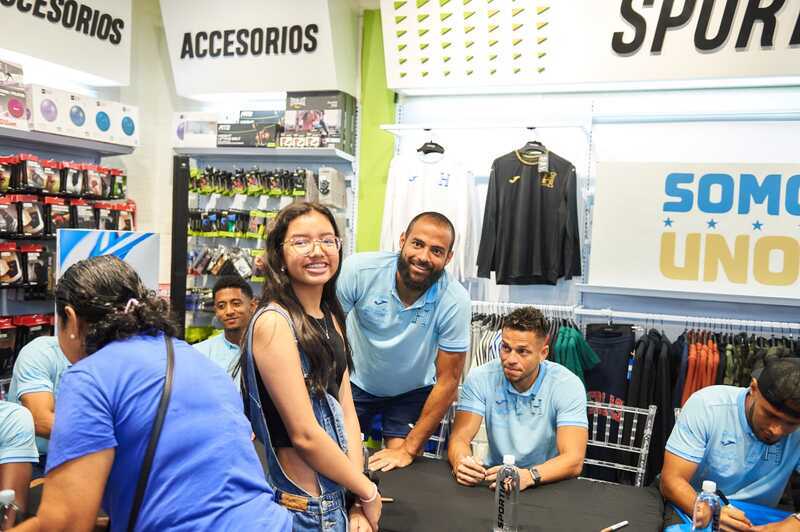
[173,146,355,163]
[0,126,135,158]
[577,284,800,308]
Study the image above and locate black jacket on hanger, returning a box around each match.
[476,149,581,285]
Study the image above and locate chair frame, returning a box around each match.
[583,401,658,488]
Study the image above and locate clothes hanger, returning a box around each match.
[518,126,546,157]
[416,128,445,155]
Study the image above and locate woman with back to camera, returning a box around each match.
[10,255,292,532]
[241,202,381,532]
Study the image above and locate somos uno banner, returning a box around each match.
[589,163,800,301]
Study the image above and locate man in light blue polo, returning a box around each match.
[661,355,800,530]
[0,400,38,525]
[448,306,588,491]
[193,275,256,378]
[337,211,471,472]
[7,335,71,478]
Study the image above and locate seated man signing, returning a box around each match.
[661,356,800,531]
[448,307,588,490]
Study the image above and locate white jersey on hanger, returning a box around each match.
[380,154,476,281]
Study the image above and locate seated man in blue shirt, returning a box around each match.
[661,356,800,531]
[0,400,38,527]
[337,212,471,472]
[448,306,588,490]
[7,336,71,478]
[193,275,256,378]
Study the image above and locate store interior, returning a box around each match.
[0,0,799,531]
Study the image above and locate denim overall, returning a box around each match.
[243,305,349,531]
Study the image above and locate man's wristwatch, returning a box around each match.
[528,467,542,488]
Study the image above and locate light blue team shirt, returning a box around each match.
[7,336,71,455]
[193,333,239,377]
[337,251,471,397]
[666,385,800,507]
[458,359,588,468]
[0,400,39,465]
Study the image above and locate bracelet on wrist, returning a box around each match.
[359,482,379,503]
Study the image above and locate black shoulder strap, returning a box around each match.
[127,336,175,532]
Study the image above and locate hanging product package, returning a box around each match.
[41,159,61,194]
[226,247,254,279]
[20,244,49,286]
[0,318,18,379]
[94,202,116,230]
[61,161,84,195]
[16,154,45,192]
[247,210,269,239]
[0,243,23,286]
[206,246,229,276]
[250,248,266,282]
[99,166,113,199]
[18,196,45,237]
[110,168,127,199]
[83,164,104,198]
[45,197,71,236]
[13,314,54,355]
[0,196,19,236]
[71,199,97,229]
[0,155,18,193]
[116,203,135,231]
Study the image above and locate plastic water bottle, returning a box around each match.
[361,433,370,475]
[493,455,519,532]
[691,480,721,531]
[0,489,18,530]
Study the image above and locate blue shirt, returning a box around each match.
[47,335,292,532]
[666,385,800,507]
[8,336,71,455]
[337,251,471,397]
[193,333,239,377]
[458,360,588,468]
[0,400,38,465]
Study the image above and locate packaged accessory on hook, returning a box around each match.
[110,168,127,199]
[20,244,49,286]
[0,196,19,236]
[0,318,19,379]
[71,199,97,229]
[45,197,71,235]
[116,202,135,231]
[95,202,116,230]
[16,154,45,192]
[83,164,104,198]
[18,196,45,237]
[0,243,23,287]
[41,159,61,194]
[61,161,84,196]
[0,155,18,193]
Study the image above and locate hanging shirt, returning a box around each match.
[458,359,587,468]
[7,336,72,456]
[380,155,476,281]
[193,332,240,378]
[666,385,800,508]
[476,150,581,285]
[0,400,38,465]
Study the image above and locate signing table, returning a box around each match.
[377,458,664,532]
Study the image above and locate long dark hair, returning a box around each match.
[245,202,353,395]
[55,255,177,355]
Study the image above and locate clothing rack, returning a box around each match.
[574,307,800,332]
[471,300,577,317]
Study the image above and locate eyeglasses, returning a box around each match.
[282,237,342,256]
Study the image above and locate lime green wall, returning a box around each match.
[356,10,395,251]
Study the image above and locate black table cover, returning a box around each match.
[377,458,663,532]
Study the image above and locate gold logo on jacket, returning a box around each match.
[509,175,521,184]
[541,171,557,188]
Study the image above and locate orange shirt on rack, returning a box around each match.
[681,341,698,406]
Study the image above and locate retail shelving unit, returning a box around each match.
[169,148,356,340]
[0,126,136,390]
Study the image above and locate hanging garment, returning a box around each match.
[380,155,476,281]
[476,149,581,285]
[551,327,599,386]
